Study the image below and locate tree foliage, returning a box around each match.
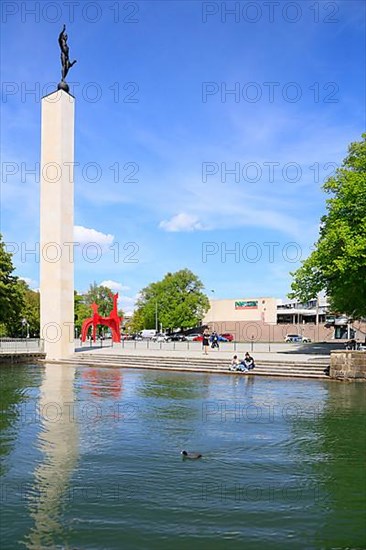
[289,134,366,317]
[126,308,145,333]
[0,235,25,336]
[74,291,92,334]
[18,280,40,337]
[84,282,114,317]
[131,269,210,331]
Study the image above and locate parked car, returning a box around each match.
[186,333,201,341]
[193,334,229,342]
[285,334,311,343]
[140,329,157,339]
[221,333,234,341]
[151,333,169,342]
[167,333,187,342]
[194,334,228,343]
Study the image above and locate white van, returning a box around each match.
[140,329,157,339]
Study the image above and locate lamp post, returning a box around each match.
[155,300,158,333]
[210,289,215,331]
[316,293,320,342]
[21,318,29,339]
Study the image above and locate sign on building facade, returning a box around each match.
[235,300,258,310]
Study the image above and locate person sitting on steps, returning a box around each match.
[229,355,240,371]
[243,352,255,370]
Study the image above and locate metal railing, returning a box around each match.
[116,340,278,353]
[0,338,45,353]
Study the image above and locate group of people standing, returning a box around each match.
[202,328,219,354]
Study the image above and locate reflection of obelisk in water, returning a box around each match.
[40,89,75,359]
[24,365,79,549]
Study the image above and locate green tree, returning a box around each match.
[18,280,40,337]
[74,291,92,334]
[127,308,145,333]
[289,134,366,317]
[133,269,210,331]
[84,282,114,317]
[0,235,25,336]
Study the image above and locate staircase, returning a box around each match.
[54,353,330,379]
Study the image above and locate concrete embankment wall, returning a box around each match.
[330,351,366,380]
[0,353,46,364]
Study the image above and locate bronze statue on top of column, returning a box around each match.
[57,25,77,93]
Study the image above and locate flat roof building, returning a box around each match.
[202,295,337,342]
[203,297,278,325]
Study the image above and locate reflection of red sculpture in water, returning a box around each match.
[82,368,122,399]
[81,292,122,343]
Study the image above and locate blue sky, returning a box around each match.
[1,0,365,314]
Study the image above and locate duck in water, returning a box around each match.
[181,450,202,459]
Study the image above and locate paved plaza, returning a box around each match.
[75,340,342,363]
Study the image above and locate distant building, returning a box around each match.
[202,295,356,342]
[276,296,329,325]
[204,297,278,325]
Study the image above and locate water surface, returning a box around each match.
[1,364,365,549]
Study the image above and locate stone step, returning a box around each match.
[73,354,327,366]
[74,358,325,371]
[75,354,327,369]
[52,355,329,379]
[53,359,328,378]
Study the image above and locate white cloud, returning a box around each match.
[116,294,139,315]
[159,213,204,232]
[74,225,114,247]
[124,311,134,317]
[121,296,137,305]
[100,280,130,292]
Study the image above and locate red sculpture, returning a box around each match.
[81,292,122,343]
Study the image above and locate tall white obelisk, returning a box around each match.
[40,89,75,359]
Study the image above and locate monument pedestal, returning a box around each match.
[40,90,75,360]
